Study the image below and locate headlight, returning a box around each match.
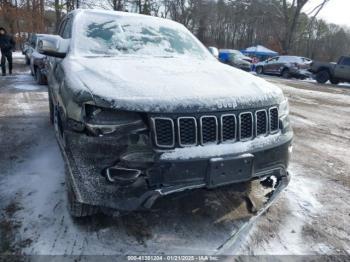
[84,104,146,136]
[85,104,141,125]
[278,98,290,130]
[278,98,289,118]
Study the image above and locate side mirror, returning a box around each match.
[38,35,69,58]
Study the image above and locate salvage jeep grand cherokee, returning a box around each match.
[39,9,293,217]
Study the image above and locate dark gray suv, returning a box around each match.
[39,9,293,217]
[256,56,312,79]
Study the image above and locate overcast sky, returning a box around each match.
[303,0,350,27]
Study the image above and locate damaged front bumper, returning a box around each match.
[61,126,293,212]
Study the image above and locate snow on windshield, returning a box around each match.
[74,12,209,59]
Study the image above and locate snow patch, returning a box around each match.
[12,84,40,91]
[289,115,316,127]
[238,170,323,255]
[12,51,25,58]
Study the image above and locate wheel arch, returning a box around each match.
[316,66,331,74]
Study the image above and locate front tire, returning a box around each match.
[35,69,46,85]
[256,66,263,74]
[281,69,290,79]
[316,70,330,84]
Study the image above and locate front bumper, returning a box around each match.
[61,128,293,212]
[289,68,312,78]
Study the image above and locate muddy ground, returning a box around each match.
[0,54,349,257]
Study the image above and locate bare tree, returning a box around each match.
[1,0,349,62]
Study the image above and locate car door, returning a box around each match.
[27,35,36,60]
[49,16,73,106]
[30,37,41,75]
[334,57,350,80]
[263,57,280,74]
[275,56,289,75]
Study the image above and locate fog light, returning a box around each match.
[103,166,142,185]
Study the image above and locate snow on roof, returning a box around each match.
[243,45,278,54]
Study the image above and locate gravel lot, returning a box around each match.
[0,54,349,256]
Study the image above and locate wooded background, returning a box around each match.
[1,0,349,61]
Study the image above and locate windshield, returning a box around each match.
[74,12,211,59]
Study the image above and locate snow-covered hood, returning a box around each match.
[64,56,284,113]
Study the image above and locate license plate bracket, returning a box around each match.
[207,154,254,188]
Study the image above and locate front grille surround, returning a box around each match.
[177,117,198,147]
[151,106,280,149]
[151,117,175,148]
[255,109,268,137]
[239,112,254,141]
[269,107,279,133]
[220,114,237,143]
[199,116,219,145]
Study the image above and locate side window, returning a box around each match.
[266,57,275,63]
[58,19,67,36]
[62,18,73,39]
[281,57,290,63]
[271,57,279,62]
[340,57,350,66]
[31,35,36,48]
[35,39,40,50]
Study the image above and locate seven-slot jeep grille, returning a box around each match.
[200,116,218,144]
[239,112,253,140]
[256,110,268,136]
[269,107,279,133]
[151,107,279,149]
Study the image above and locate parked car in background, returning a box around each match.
[23,34,45,66]
[219,49,252,71]
[22,41,32,65]
[38,9,292,218]
[29,35,47,85]
[208,46,219,59]
[255,56,312,79]
[309,56,350,84]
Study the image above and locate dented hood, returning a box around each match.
[64,56,284,113]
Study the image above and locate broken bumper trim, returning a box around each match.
[215,171,291,254]
[60,129,292,212]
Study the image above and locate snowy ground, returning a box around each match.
[0,54,349,257]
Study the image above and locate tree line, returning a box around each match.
[1,0,349,61]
